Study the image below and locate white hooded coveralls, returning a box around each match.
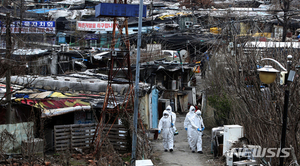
[158,110,174,150]
[190,110,205,152]
[184,106,195,148]
[166,105,177,134]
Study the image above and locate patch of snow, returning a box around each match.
[13,49,48,55]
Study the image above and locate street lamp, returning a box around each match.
[257,55,293,166]
[257,65,280,84]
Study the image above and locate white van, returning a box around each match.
[162,50,181,61]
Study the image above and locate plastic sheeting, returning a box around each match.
[15,98,91,118]
[0,122,34,154]
[42,106,91,118]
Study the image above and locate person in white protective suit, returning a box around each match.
[190,110,205,153]
[166,105,178,135]
[158,110,174,152]
[184,105,196,149]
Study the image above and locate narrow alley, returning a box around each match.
[151,114,220,166]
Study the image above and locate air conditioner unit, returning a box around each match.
[223,125,244,156]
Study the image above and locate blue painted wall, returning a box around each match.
[152,88,159,128]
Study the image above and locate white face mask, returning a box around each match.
[163,114,169,118]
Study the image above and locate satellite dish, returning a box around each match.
[180,50,187,58]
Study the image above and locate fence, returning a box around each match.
[54,123,128,152]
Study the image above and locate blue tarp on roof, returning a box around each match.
[27,8,63,14]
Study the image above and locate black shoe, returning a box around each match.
[192,151,195,153]
[170,149,173,152]
[174,130,179,135]
[198,151,203,154]
[164,149,168,152]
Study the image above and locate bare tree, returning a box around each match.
[270,0,299,41]
[204,26,300,165]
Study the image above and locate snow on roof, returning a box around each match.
[56,0,85,5]
[42,106,91,118]
[75,61,87,68]
[93,51,110,60]
[13,49,48,55]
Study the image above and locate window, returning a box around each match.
[163,52,171,56]
[86,111,92,120]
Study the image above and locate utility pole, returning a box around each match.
[186,40,189,54]
[151,0,153,30]
[19,0,23,47]
[132,0,143,165]
[279,56,292,166]
[5,13,12,124]
[14,2,16,17]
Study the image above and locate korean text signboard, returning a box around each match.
[0,21,55,34]
[76,21,118,32]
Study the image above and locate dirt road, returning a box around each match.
[151,113,218,166]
